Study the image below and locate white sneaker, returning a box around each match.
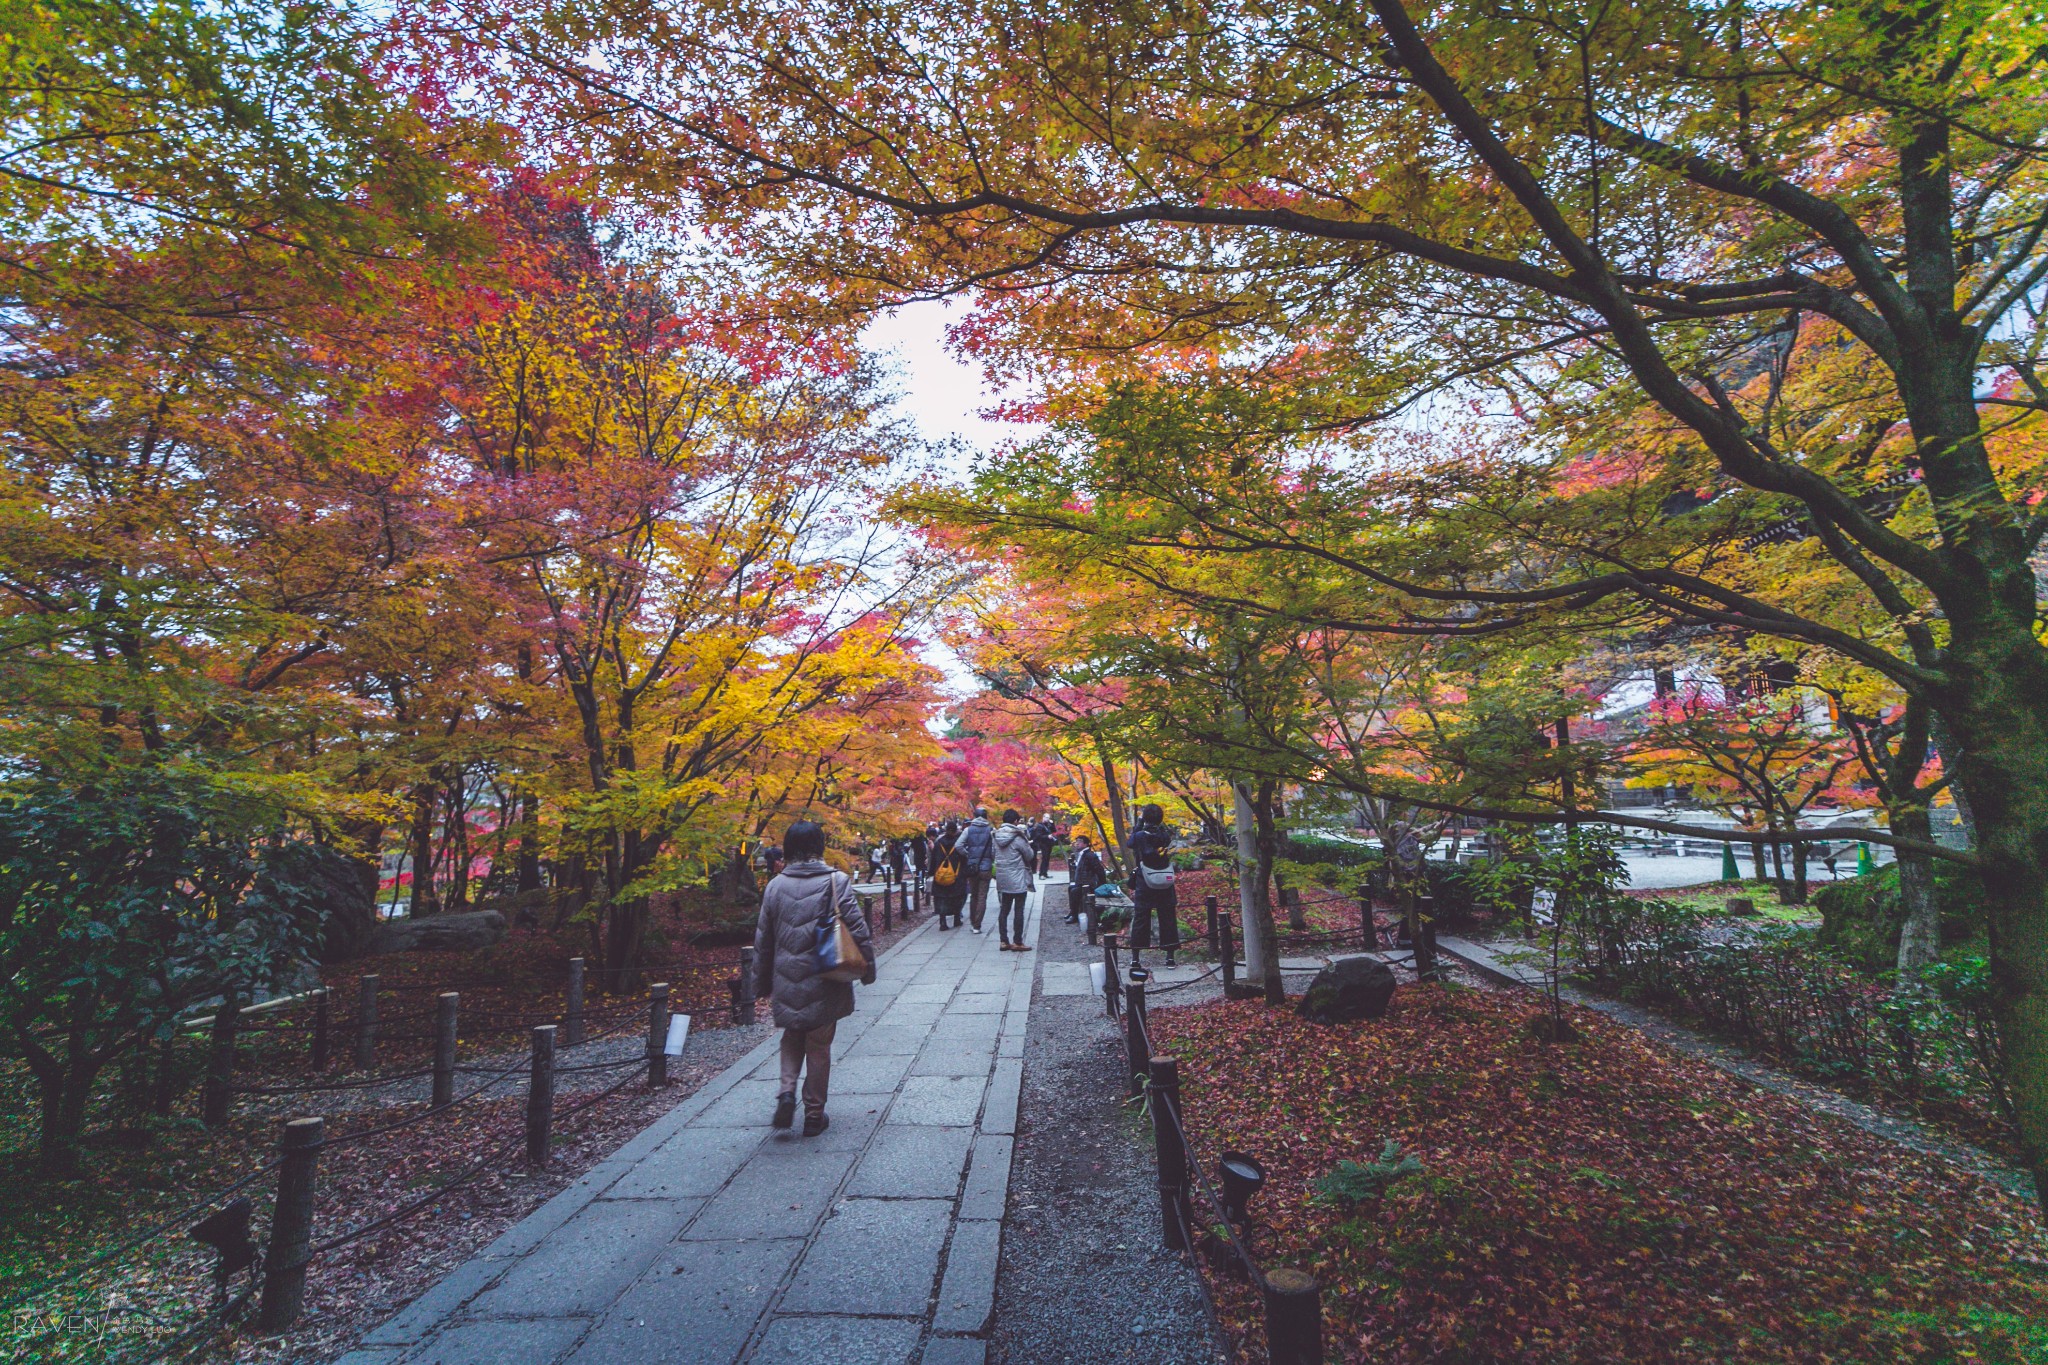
[971,926,982,934]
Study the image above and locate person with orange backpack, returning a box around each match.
[929,819,969,929]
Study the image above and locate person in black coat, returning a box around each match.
[1065,833,1105,923]
[1029,814,1056,879]
[1127,804,1180,961]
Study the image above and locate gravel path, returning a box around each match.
[991,887,1225,1365]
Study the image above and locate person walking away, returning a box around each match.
[1128,804,1180,965]
[1026,815,1054,880]
[930,821,969,929]
[1066,833,1105,924]
[956,806,997,934]
[909,827,930,888]
[885,836,907,887]
[754,819,875,1136]
[991,809,1035,950]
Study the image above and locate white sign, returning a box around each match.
[664,1013,692,1057]
[1532,890,1558,925]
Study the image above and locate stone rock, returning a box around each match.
[367,909,507,957]
[1295,955,1396,1024]
[259,843,379,965]
[1725,896,1757,917]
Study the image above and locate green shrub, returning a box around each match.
[1814,863,1984,973]
[1313,1139,1425,1205]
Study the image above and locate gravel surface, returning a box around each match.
[991,896,1225,1365]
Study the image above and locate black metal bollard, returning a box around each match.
[646,982,671,1088]
[1102,935,1121,1018]
[564,957,586,1047]
[354,974,379,1070]
[1124,981,1148,1098]
[738,947,758,1025]
[882,879,894,931]
[526,1025,555,1167]
[310,988,331,1073]
[1085,890,1099,945]
[1147,1055,1190,1251]
[202,994,240,1128]
[1262,1266,1325,1365]
[257,1116,323,1332]
[432,993,459,1109]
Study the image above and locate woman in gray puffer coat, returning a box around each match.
[754,819,875,1136]
[990,809,1036,951]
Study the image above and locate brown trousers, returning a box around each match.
[778,1019,836,1115]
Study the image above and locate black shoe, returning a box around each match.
[803,1111,830,1137]
[773,1093,796,1129]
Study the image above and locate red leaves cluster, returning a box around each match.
[1150,987,2046,1364]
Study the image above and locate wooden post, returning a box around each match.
[1205,895,1220,954]
[202,994,239,1128]
[526,1025,555,1167]
[646,982,671,1088]
[310,988,331,1073]
[432,993,459,1109]
[1085,890,1099,945]
[257,1116,323,1332]
[353,974,378,1070]
[882,879,894,931]
[1285,886,1306,931]
[738,947,758,1025]
[1102,934,1121,1018]
[1358,895,1374,950]
[1124,981,1148,1098]
[1147,1055,1190,1251]
[564,958,586,1046]
[1414,894,1439,981]
[1219,912,1238,996]
[1262,1266,1325,1365]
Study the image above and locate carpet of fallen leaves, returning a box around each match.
[2,888,930,1363]
[1149,984,2048,1365]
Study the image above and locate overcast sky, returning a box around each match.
[861,297,1031,480]
[861,297,1035,708]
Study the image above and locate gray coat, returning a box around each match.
[754,861,875,1031]
[992,823,1035,895]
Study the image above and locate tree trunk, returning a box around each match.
[1236,780,1286,1004]
[1750,838,1766,882]
[1893,803,1941,978]
[1232,780,1274,994]
[407,783,438,917]
[1943,641,2048,1214]
[517,790,544,894]
[1099,748,1131,869]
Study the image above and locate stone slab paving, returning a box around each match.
[339,886,1044,1365]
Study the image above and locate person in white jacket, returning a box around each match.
[990,809,1036,950]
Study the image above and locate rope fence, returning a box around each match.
[1119,971,1328,1365]
[9,952,740,1360]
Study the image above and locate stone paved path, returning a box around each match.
[340,888,1042,1365]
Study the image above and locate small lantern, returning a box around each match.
[1218,1151,1266,1229]
[189,1197,258,1299]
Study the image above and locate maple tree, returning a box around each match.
[446,0,2048,1201]
[1627,681,1857,903]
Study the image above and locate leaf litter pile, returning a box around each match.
[1149,984,2047,1364]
